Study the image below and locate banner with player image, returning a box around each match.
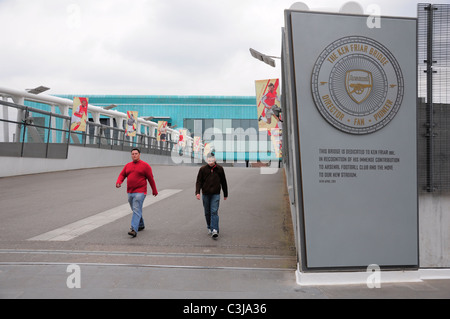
[176,129,187,155]
[193,136,201,153]
[70,97,88,132]
[255,79,282,131]
[203,142,215,157]
[270,128,282,158]
[255,79,283,158]
[126,111,138,137]
[157,121,168,142]
[178,129,187,148]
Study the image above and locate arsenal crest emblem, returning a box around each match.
[345,70,373,104]
[311,36,404,135]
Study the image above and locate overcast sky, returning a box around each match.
[0,0,424,96]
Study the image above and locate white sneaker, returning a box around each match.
[212,229,218,239]
[208,229,212,236]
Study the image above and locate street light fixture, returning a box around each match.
[26,86,50,95]
[104,104,117,110]
[249,48,280,67]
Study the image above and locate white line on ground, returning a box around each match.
[27,189,183,242]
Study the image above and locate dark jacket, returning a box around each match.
[195,163,228,197]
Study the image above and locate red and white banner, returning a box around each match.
[70,97,88,132]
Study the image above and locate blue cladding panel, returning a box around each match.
[56,95,258,129]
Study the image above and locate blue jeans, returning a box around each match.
[128,193,146,232]
[202,194,220,232]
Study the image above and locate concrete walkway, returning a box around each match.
[1,165,449,300]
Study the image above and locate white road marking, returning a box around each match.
[28,189,182,242]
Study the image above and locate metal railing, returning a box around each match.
[0,87,198,160]
[69,119,177,156]
[0,99,70,158]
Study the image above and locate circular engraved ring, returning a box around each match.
[311,36,404,134]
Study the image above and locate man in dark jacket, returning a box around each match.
[195,154,228,239]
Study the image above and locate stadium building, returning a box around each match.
[54,94,281,163]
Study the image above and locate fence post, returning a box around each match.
[424,4,437,192]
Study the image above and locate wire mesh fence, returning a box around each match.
[418,3,450,193]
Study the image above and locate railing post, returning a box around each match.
[20,107,29,157]
[12,96,24,143]
[46,113,52,158]
[2,96,10,142]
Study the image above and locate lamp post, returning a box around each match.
[26,86,50,95]
[249,48,280,67]
[103,104,117,110]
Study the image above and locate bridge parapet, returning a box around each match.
[0,87,201,161]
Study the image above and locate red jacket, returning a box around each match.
[116,160,158,195]
[262,90,278,107]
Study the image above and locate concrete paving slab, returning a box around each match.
[1,165,449,301]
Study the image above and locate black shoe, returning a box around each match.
[128,229,137,237]
[138,226,145,231]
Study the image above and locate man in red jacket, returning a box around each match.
[116,148,158,237]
